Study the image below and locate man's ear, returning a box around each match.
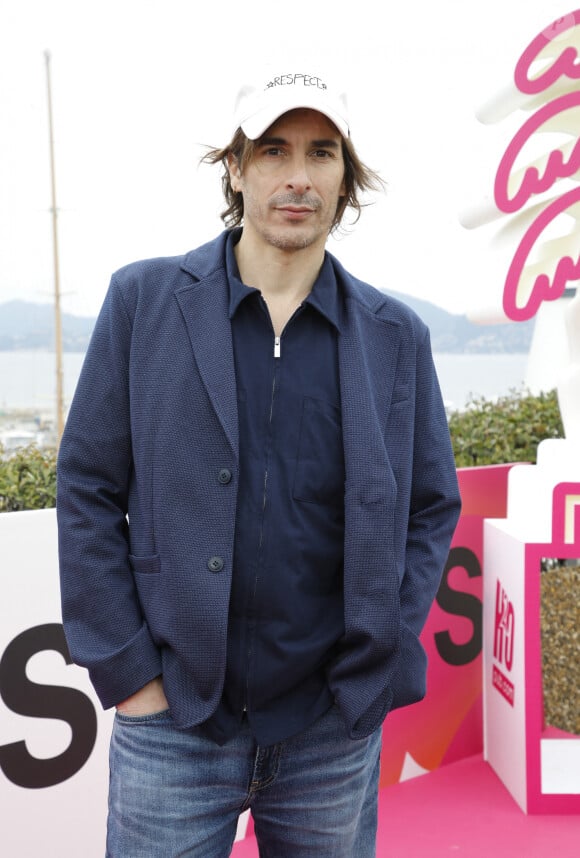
[227,153,243,193]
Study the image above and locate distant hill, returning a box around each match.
[0,297,533,354]
[0,301,95,352]
[385,290,534,353]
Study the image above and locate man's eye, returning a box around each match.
[264,147,283,156]
[313,149,331,158]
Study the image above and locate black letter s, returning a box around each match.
[434,547,483,666]
[0,624,97,788]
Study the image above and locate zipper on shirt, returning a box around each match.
[243,350,279,717]
[242,311,294,716]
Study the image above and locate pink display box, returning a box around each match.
[484,467,580,814]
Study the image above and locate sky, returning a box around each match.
[0,0,572,319]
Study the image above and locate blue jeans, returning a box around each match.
[106,704,381,857]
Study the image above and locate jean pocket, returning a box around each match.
[115,708,172,724]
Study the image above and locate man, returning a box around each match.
[57,67,461,857]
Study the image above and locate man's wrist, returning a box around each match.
[116,676,168,715]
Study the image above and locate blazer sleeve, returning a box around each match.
[56,277,162,709]
[401,327,461,635]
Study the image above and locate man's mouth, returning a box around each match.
[275,205,314,219]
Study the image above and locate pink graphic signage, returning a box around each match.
[494,11,580,321]
[492,580,515,707]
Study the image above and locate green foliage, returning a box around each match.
[0,444,57,512]
[449,388,564,468]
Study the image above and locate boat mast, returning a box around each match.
[44,50,65,448]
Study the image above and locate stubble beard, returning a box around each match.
[261,227,320,252]
[245,191,334,253]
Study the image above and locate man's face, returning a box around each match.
[228,108,346,253]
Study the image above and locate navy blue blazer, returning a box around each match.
[57,230,461,739]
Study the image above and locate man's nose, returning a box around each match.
[285,158,312,194]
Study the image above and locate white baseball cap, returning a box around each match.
[233,68,350,140]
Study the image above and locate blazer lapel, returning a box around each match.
[338,296,401,501]
[174,270,238,457]
[338,290,404,657]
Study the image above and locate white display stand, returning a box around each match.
[483,439,580,813]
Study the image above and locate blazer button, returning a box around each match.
[208,556,224,573]
[218,468,232,485]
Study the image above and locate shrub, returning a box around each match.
[448,388,564,467]
[0,444,57,512]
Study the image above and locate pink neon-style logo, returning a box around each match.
[496,10,580,321]
[514,11,580,95]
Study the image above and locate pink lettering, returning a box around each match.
[504,603,514,671]
[493,580,506,662]
[494,92,580,214]
[514,11,580,95]
[493,580,515,669]
[492,665,515,706]
[503,187,580,321]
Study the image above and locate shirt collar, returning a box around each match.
[226,229,258,319]
[225,230,343,332]
[305,254,343,333]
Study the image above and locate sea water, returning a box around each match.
[0,351,531,415]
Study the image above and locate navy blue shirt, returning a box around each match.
[202,232,346,746]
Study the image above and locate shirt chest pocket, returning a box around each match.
[293,396,345,506]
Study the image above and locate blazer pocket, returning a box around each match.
[128,553,161,575]
[391,382,409,404]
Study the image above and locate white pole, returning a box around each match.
[44,50,65,449]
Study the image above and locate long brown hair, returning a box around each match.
[201,124,384,231]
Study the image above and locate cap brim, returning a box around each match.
[240,97,349,140]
